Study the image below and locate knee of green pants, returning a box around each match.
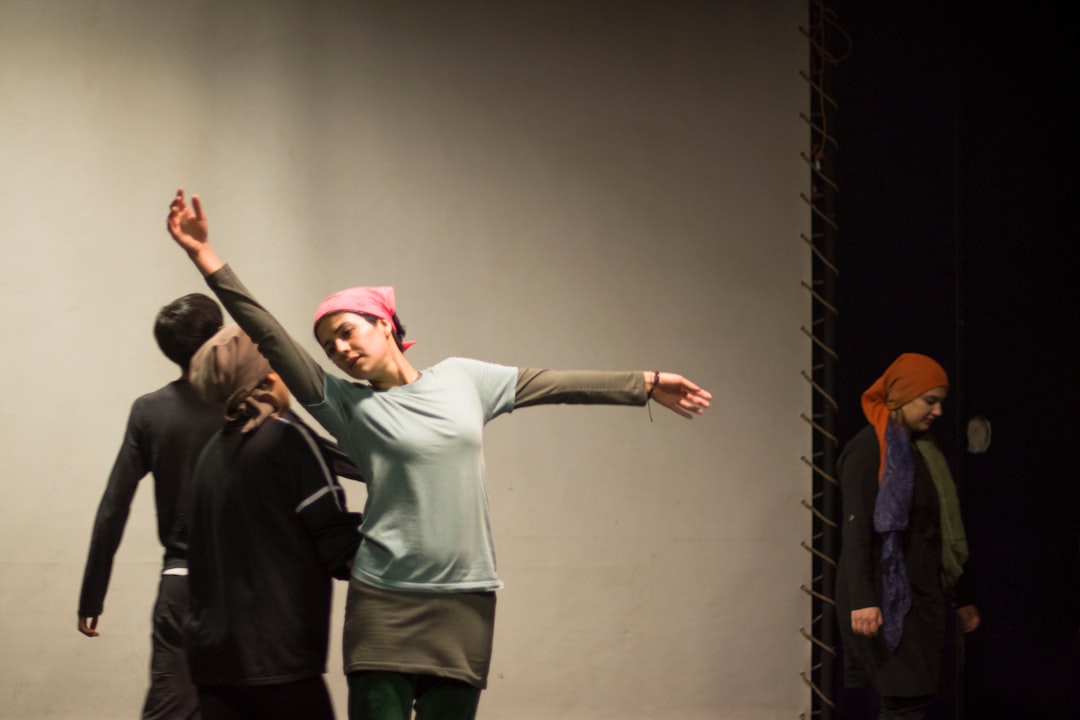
[347,672,414,720]
[413,678,481,720]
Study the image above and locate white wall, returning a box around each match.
[0,1,809,718]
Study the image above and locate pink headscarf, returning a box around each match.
[312,286,415,350]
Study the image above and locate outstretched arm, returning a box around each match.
[166,189,326,405]
[514,369,710,419]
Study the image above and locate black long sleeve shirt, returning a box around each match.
[184,410,363,685]
[78,380,223,618]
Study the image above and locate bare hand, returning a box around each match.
[648,372,712,419]
[166,188,223,275]
[851,606,882,637]
[957,604,980,633]
[167,188,208,252]
[78,616,100,638]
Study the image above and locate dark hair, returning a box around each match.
[358,312,408,352]
[154,293,224,373]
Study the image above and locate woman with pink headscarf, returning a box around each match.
[835,353,979,720]
[167,189,711,720]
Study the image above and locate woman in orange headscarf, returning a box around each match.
[835,354,979,720]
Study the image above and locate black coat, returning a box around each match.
[185,411,362,686]
[835,425,945,697]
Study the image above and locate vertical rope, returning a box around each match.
[799,1,850,717]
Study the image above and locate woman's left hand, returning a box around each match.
[166,188,224,276]
[647,372,712,419]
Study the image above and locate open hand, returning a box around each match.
[649,372,712,419]
[166,188,209,254]
[166,188,223,276]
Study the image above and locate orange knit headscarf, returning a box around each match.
[860,353,949,481]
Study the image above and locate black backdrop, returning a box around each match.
[829,2,1078,718]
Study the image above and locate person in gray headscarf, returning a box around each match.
[185,325,363,720]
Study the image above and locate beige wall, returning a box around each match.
[0,1,809,717]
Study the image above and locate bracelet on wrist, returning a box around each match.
[647,370,660,399]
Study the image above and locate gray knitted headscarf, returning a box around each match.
[190,325,279,434]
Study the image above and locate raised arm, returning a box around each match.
[515,369,711,418]
[166,189,325,405]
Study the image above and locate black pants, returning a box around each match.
[197,676,335,720]
[143,573,200,720]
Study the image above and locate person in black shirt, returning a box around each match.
[78,293,224,720]
[186,324,363,720]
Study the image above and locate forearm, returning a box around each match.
[514,368,647,408]
[841,532,879,610]
[204,264,326,405]
[838,439,882,608]
[79,450,144,616]
[840,508,879,608]
[296,476,362,579]
[78,550,116,617]
[79,507,131,616]
[313,434,366,483]
[313,513,363,580]
[953,569,974,607]
[187,246,225,277]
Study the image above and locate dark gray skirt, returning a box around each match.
[343,578,497,689]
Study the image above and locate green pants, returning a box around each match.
[347,672,482,720]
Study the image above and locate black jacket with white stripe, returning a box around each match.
[185,410,363,686]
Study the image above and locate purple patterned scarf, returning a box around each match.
[873,419,915,651]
